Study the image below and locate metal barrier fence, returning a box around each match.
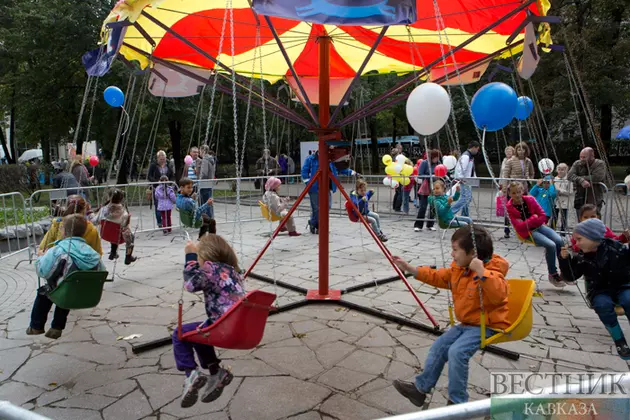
[0,192,32,262]
[0,402,51,420]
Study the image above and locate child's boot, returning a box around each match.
[201,366,234,403]
[45,328,62,339]
[393,380,427,407]
[109,244,119,260]
[606,324,630,360]
[125,247,137,265]
[26,327,45,335]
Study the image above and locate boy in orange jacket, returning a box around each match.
[392,225,510,406]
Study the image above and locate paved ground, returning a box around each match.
[1,201,629,420]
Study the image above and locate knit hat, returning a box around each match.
[574,218,606,242]
[265,177,281,191]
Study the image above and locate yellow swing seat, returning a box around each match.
[258,201,282,222]
[480,278,535,349]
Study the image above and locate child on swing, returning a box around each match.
[27,214,105,339]
[559,218,630,359]
[392,226,509,406]
[429,180,472,228]
[176,177,215,238]
[91,189,137,265]
[350,178,388,242]
[505,181,565,287]
[262,177,301,236]
[173,234,244,408]
[570,204,630,252]
[39,195,102,256]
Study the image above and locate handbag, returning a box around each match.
[418,179,430,196]
[496,194,506,217]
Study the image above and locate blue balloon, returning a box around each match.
[470,82,518,132]
[104,86,124,107]
[515,96,534,120]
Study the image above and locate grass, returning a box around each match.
[0,207,50,229]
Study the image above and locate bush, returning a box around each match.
[0,164,27,194]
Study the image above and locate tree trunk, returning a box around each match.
[169,119,183,181]
[0,128,13,164]
[599,104,612,154]
[392,116,397,144]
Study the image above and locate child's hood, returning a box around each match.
[54,237,101,270]
[450,254,509,277]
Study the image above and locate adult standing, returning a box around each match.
[502,141,535,192]
[500,145,515,238]
[255,149,280,192]
[301,148,357,234]
[567,147,607,216]
[198,145,217,217]
[453,141,480,217]
[414,149,440,232]
[70,158,91,188]
[52,162,80,197]
[184,147,200,182]
[148,150,175,227]
[391,147,403,212]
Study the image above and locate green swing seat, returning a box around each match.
[47,270,111,310]
[179,209,202,229]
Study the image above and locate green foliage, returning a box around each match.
[0,207,49,229]
[0,164,26,193]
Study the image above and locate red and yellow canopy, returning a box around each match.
[103,0,551,84]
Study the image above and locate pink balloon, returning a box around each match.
[89,155,99,167]
[184,155,193,165]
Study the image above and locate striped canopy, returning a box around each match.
[103,0,551,84]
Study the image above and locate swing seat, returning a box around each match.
[178,290,276,349]
[516,234,535,245]
[47,271,111,310]
[100,220,126,245]
[481,279,535,348]
[258,201,282,222]
[345,201,360,223]
[179,209,202,229]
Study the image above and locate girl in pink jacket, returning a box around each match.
[506,181,566,287]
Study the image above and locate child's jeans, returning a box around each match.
[450,184,472,216]
[592,290,630,329]
[30,293,70,331]
[449,216,473,227]
[402,190,411,214]
[530,225,564,275]
[366,211,382,235]
[414,324,492,403]
[172,321,221,373]
[553,208,568,234]
[161,210,172,233]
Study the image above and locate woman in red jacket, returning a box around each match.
[506,181,566,287]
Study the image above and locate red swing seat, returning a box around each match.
[345,201,360,223]
[100,220,126,245]
[177,290,276,349]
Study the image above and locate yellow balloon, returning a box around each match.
[400,177,411,186]
[392,176,402,183]
[385,164,398,176]
[382,154,392,165]
[401,164,413,177]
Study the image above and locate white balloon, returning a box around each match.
[396,154,406,164]
[383,177,391,186]
[538,158,555,174]
[391,180,399,189]
[406,83,452,135]
[442,155,457,171]
[394,163,403,173]
[624,174,630,188]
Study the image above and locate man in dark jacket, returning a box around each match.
[198,145,217,208]
[567,147,607,217]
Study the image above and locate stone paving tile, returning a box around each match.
[102,389,152,420]
[0,381,44,406]
[34,407,103,420]
[320,394,388,420]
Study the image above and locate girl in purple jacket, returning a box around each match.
[154,175,176,234]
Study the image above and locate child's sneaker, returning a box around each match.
[180,369,208,408]
[45,328,62,339]
[379,233,388,243]
[414,227,421,232]
[615,339,630,360]
[548,273,565,288]
[393,380,427,407]
[427,227,436,231]
[201,367,233,403]
[26,327,45,335]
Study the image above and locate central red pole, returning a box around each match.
[316,35,333,298]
